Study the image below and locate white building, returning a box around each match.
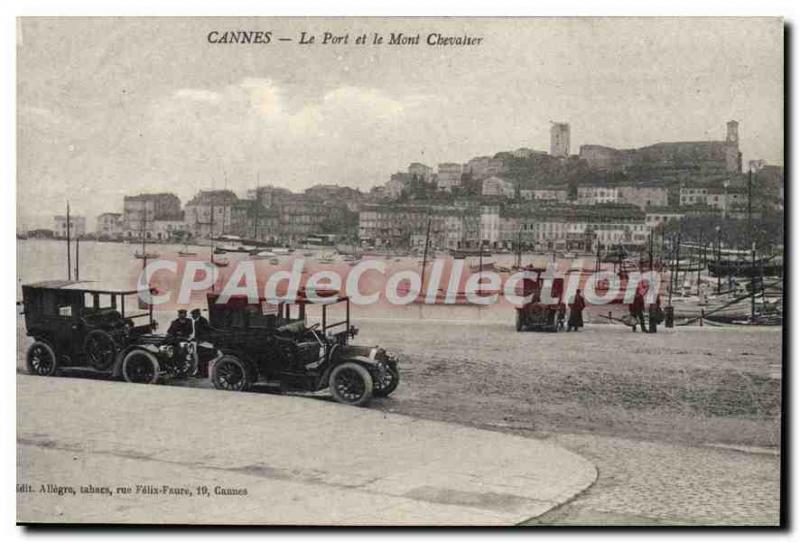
[95,212,122,239]
[520,187,569,202]
[577,185,620,205]
[481,176,516,198]
[54,215,86,238]
[437,163,464,192]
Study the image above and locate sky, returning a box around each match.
[17,17,783,230]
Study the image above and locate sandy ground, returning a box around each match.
[17,315,782,525]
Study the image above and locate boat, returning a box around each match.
[178,250,197,257]
[251,250,276,259]
[450,248,492,259]
[134,251,160,259]
[212,258,230,267]
[272,247,293,255]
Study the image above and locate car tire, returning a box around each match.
[122,349,160,384]
[84,329,117,372]
[373,363,399,398]
[26,341,58,376]
[210,355,252,392]
[329,362,373,406]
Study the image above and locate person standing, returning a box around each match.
[630,287,647,333]
[567,289,586,332]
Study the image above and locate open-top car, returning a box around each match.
[204,288,399,406]
[21,280,157,376]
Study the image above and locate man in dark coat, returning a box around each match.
[630,287,647,333]
[190,308,211,340]
[567,289,586,332]
[167,309,192,338]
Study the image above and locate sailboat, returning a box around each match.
[209,201,229,267]
[134,211,159,259]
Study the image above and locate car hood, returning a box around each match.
[337,344,389,361]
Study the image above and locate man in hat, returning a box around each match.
[167,309,193,338]
[190,308,211,341]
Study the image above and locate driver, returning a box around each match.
[167,309,192,338]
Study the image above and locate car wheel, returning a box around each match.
[84,329,117,372]
[26,341,58,376]
[373,363,399,398]
[122,349,160,384]
[211,355,252,392]
[329,362,373,406]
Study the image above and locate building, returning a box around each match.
[437,163,464,192]
[481,176,516,198]
[153,218,190,241]
[246,185,293,208]
[384,173,410,199]
[503,203,647,252]
[408,162,433,183]
[577,184,620,205]
[358,203,479,250]
[679,186,709,206]
[276,195,332,242]
[617,185,669,210]
[519,187,569,203]
[706,185,747,217]
[183,190,239,239]
[645,207,685,229]
[95,212,122,239]
[53,215,86,238]
[123,193,182,239]
[550,122,570,158]
[229,200,280,243]
[579,121,742,175]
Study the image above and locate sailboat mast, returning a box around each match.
[66,202,72,280]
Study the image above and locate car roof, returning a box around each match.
[23,279,155,295]
[207,288,348,306]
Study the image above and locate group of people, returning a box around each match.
[561,285,664,333]
[166,308,211,341]
[628,285,664,333]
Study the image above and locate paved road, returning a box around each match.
[16,316,781,525]
[17,375,596,525]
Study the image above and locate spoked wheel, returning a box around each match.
[373,363,400,398]
[84,329,117,372]
[122,350,160,384]
[211,355,251,392]
[329,362,373,406]
[26,341,58,376]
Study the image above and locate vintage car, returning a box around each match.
[514,268,567,332]
[21,280,157,376]
[116,329,220,384]
[204,288,399,406]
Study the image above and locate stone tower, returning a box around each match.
[726,120,739,148]
[550,122,570,158]
[725,120,742,173]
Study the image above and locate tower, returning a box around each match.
[725,120,742,173]
[726,120,739,148]
[550,122,570,158]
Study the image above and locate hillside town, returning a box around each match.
[29,120,784,256]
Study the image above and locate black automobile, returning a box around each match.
[204,288,399,406]
[21,280,157,376]
[117,332,219,384]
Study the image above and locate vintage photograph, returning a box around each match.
[16,17,784,526]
